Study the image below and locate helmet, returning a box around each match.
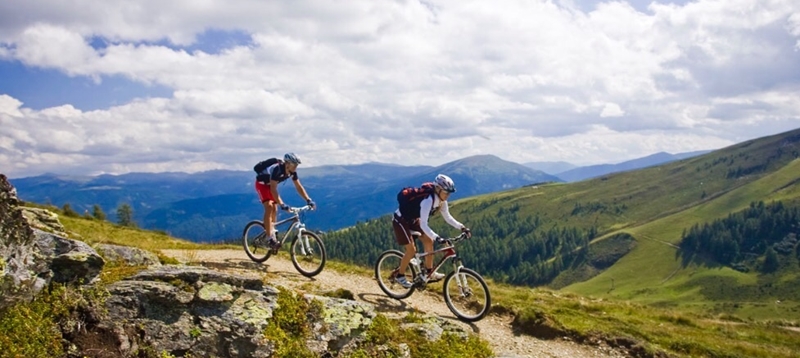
[283,152,301,164]
[434,174,456,193]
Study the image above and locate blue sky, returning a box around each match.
[1,0,799,178]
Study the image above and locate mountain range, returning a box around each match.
[550,150,711,182]
[8,151,707,242]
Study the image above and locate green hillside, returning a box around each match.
[325,127,800,320]
[565,157,800,319]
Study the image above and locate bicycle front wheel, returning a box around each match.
[243,220,272,263]
[290,231,326,277]
[443,268,491,322]
[375,250,416,300]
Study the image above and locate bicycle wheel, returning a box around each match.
[375,250,416,300]
[443,268,491,322]
[290,231,326,277]
[243,220,272,263]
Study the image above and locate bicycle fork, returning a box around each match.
[296,224,314,256]
[451,257,472,297]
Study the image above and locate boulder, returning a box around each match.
[0,174,50,310]
[100,265,396,358]
[35,230,105,284]
[1,174,106,308]
[94,244,161,267]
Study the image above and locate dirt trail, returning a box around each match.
[161,249,627,358]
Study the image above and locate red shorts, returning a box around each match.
[255,181,275,203]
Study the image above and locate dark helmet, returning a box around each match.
[283,152,301,164]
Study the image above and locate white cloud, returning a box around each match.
[0,0,799,178]
[600,103,625,117]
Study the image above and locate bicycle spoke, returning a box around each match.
[444,268,491,322]
[291,232,326,277]
[243,221,271,263]
[375,250,415,300]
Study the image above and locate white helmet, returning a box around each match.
[283,152,301,164]
[434,174,456,193]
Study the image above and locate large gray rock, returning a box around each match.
[35,229,105,284]
[1,174,106,308]
[95,243,161,267]
[21,206,67,236]
[99,265,409,358]
[0,174,50,310]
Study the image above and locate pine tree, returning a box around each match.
[762,246,780,273]
[116,203,136,227]
[62,203,79,217]
[92,204,106,221]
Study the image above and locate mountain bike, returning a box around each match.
[242,205,326,277]
[374,231,491,322]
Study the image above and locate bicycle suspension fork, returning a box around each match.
[296,222,313,255]
[451,256,470,293]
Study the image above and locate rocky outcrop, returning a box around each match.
[1,174,105,308]
[101,265,383,357]
[95,265,472,358]
[0,174,50,309]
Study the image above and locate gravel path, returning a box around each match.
[161,249,627,358]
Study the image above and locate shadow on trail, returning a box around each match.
[359,292,483,333]
[358,293,410,313]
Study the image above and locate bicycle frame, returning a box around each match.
[273,205,314,252]
[409,233,468,287]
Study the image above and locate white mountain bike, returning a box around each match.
[242,205,326,277]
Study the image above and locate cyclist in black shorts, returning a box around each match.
[392,174,471,288]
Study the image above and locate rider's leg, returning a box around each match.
[420,234,444,280]
[420,234,435,271]
[256,181,277,239]
[393,214,416,275]
[398,241,417,274]
[262,200,276,239]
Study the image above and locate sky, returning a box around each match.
[1,0,799,179]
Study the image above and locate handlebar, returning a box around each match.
[286,205,315,214]
[437,232,470,245]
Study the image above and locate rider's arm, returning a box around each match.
[418,196,439,239]
[439,200,464,230]
[292,178,311,202]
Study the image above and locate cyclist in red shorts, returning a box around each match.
[253,153,315,248]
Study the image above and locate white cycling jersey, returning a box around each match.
[395,194,462,239]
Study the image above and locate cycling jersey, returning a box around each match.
[395,194,462,240]
[256,161,298,184]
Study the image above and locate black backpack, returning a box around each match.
[254,158,281,174]
[397,182,435,219]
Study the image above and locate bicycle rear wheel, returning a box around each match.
[443,268,491,322]
[243,220,272,263]
[374,250,416,300]
[290,231,326,277]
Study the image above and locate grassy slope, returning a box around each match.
[565,158,800,320]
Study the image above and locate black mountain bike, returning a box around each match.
[242,205,326,277]
[374,232,491,322]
